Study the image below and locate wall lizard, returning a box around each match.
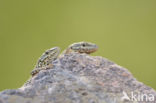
[31,47,60,76]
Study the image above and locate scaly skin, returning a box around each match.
[31,47,60,76]
[63,41,98,54]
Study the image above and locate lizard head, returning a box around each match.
[69,41,98,54]
[36,47,60,68]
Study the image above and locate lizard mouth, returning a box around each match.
[79,46,98,54]
[88,47,98,54]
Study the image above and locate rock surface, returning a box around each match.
[0,53,156,103]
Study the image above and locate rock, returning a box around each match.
[0,52,156,103]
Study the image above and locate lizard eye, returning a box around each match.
[82,44,85,47]
[45,51,49,54]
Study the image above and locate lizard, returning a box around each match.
[61,41,98,56]
[30,47,60,76]
[31,42,97,76]
[63,41,98,54]
[23,47,60,87]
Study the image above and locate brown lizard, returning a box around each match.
[62,41,98,55]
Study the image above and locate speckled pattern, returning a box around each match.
[0,53,156,103]
[31,47,60,76]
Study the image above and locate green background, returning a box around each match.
[0,0,156,91]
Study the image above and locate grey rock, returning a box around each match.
[0,53,156,103]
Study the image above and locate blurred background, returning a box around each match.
[0,0,156,91]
